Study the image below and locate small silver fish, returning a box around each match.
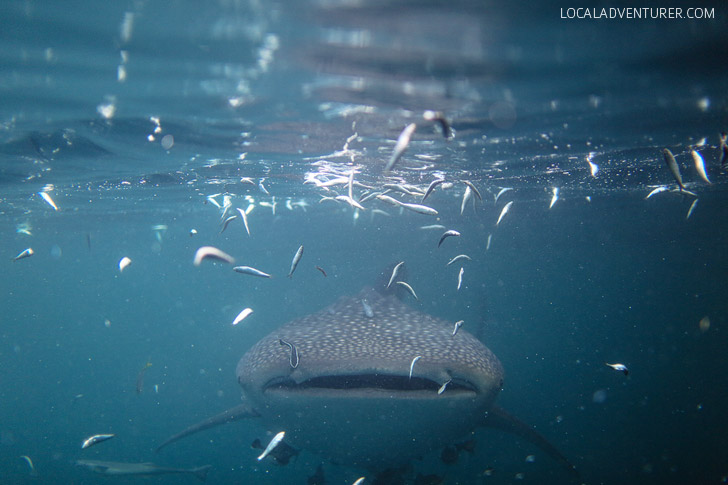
[361,299,374,318]
[420,224,446,231]
[437,379,452,395]
[220,215,238,234]
[494,187,512,205]
[457,267,464,291]
[720,132,728,168]
[118,257,132,272]
[549,187,559,209]
[279,339,299,368]
[587,159,599,177]
[662,148,685,191]
[396,281,418,300]
[399,201,438,216]
[447,254,471,266]
[352,477,366,485]
[460,186,473,215]
[462,181,482,201]
[486,234,492,251]
[408,355,422,380]
[385,123,417,171]
[232,308,254,326]
[452,320,464,336]
[421,178,445,202]
[233,266,272,278]
[287,245,304,278]
[257,431,285,461]
[206,194,222,209]
[12,248,34,261]
[336,195,366,211]
[438,230,461,248]
[686,198,698,220]
[387,262,405,288]
[645,186,669,199]
[258,178,270,195]
[193,246,235,266]
[606,363,629,376]
[375,194,402,207]
[82,434,115,449]
[236,208,251,236]
[691,150,711,184]
[496,201,513,226]
[20,455,37,476]
[39,191,59,211]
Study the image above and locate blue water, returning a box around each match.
[2,1,728,484]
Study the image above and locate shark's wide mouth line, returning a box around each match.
[264,374,477,393]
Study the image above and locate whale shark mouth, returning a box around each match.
[263,374,478,396]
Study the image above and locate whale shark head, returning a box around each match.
[235,286,504,467]
[157,276,576,478]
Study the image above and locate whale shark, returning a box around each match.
[157,277,578,479]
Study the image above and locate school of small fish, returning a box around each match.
[10,100,727,485]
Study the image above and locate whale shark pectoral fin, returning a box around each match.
[156,403,259,452]
[484,406,581,483]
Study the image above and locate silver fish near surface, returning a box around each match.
[452,320,464,337]
[460,186,473,215]
[420,224,446,231]
[662,148,685,191]
[645,186,669,199]
[486,234,492,251]
[258,178,270,195]
[399,201,438,216]
[232,308,254,326]
[395,281,418,300]
[279,339,299,368]
[257,431,286,461]
[496,201,513,226]
[494,187,512,205]
[691,150,711,184]
[421,178,445,202]
[408,355,422,380]
[606,363,629,376]
[549,187,559,209]
[220,215,238,234]
[438,230,461,248]
[437,379,452,395]
[233,266,272,278]
[119,256,131,273]
[13,248,34,261]
[82,434,115,449]
[387,262,405,288]
[236,208,251,236]
[288,245,304,278]
[462,181,482,201]
[447,254,471,266]
[361,299,374,318]
[193,246,235,266]
[457,267,464,291]
[686,199,698,220]
[336,195,366,211]
[39,191,59,211]
[385,123,417,171]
